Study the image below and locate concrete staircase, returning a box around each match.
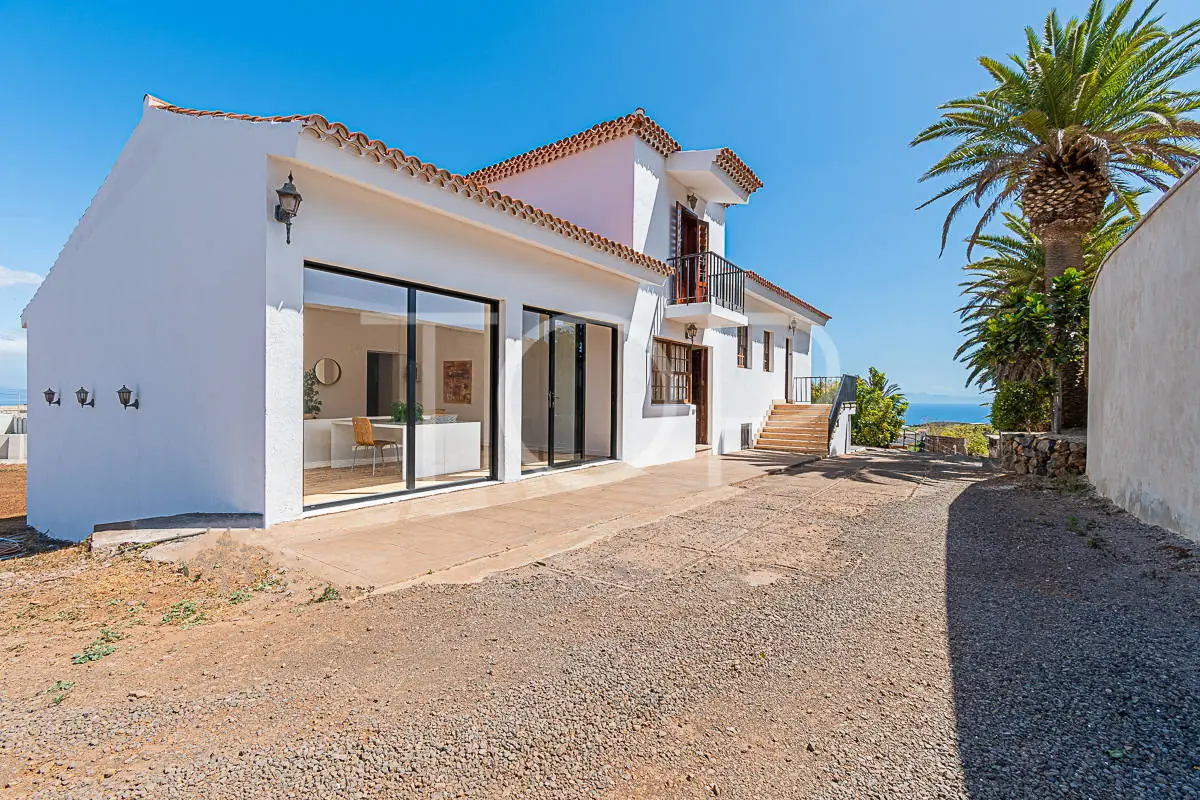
[754,403,832,457]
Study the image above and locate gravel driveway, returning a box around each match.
[2,452,1196,798]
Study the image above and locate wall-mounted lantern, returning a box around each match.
[686,191,699,211]
[274,172,303,244]
[117,385,140,410]
[43,388,60,406]
[685,323,699,343]
[76,387,95,408]
[788,317,799,335]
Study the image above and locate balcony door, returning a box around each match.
[674,203,710,303]
[521,309,616,472]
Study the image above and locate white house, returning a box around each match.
[24,96,844,541]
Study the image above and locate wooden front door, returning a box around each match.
[691,347,709,445]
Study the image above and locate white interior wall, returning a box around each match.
[1090,169,1200,544]
[24,106,300,541]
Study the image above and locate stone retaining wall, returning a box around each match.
[987,432,1087,477]
[925,435,968,456]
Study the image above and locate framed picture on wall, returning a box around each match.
[443,360,472,404]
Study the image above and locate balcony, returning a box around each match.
[665,252,748,328]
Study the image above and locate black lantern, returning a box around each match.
[687,191,699,211]
[685,323,699,343]
[274,172,303,244]
[43,388,60,406]
[75,387,94,408]
[117,385,139,410]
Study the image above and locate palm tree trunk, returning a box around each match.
[1040,224,1087,289]
[1038,222,1089,429]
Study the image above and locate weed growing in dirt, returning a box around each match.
[252,575,285,593]
[72,639,116,665]
[313,585,341,603]
[46,680,75,704]
[161,600,207,627]
[1056,473,1089,494]
[1066,516,1085,535]
[1087,536,1102,549]
[229,589,252,605]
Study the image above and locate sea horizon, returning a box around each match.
[905,401,990,425]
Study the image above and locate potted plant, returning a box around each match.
[303,369,322,419]
[390,400,423,423]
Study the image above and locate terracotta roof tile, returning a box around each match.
[145,96,672,277]
[715,147,763,195]
[465,109,763,196]
[466,109,679,186]
[745,270,831,321]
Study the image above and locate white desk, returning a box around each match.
[320,418,482,479]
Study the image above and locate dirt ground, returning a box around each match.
[0,456,1196,799]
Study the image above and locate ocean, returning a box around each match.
[905,402,990,425]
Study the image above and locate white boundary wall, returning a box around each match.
[1089,167,1200,544]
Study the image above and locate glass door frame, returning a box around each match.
[302,261,501,511]
[522,306,618,474]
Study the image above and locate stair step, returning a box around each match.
[754,443,828,455]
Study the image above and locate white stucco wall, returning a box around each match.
[1089,167,1200,544]
[633,138,725,261]
[24,105,301,541]
[485,138,636,246]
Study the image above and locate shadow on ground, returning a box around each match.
[946,480,1200,797]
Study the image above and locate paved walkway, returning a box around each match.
[159,451,809,592]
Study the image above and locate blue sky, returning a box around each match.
[1,0,1196,401]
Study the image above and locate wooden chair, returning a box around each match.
[351,417,400,476]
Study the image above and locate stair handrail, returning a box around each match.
[826,374,858,446]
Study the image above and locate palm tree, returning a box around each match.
[913,0,1200,288]
[956,197,1141,389]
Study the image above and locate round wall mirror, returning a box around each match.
[313,357,342,386]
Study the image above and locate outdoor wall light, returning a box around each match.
[789,317,799,335]
[685,323,699,342]
[274,172,303,244]
[43,388,60,406]
[686,191,699,211]
[117,385,140,410]
[75,387,94,408]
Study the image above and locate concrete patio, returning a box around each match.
[156,451,811,592]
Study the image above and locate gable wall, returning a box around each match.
[24,108,300,540]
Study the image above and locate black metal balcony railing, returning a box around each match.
[666,251,745,314]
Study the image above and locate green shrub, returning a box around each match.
[934,423,991,456]
[850,367,908,447]
[991,381,1050,432]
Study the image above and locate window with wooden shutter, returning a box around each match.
[736,326,749,369]
[763,331,773,371]
[651,338,691,404]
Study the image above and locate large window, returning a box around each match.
[736,326,749,369]
[301,265,497,509]
[521,309,615,471]
[652,338,691,404]
[763,331,773,372]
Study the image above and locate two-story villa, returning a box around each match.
[23,97,845,541]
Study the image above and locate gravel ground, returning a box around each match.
[0,452,1196,799]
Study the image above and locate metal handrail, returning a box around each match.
[665,252,745,314]
[793,375,858,448]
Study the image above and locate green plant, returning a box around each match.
[229,588,252,605]
[1066,516,1084,535]
[851,367,909,447]
[991,381,1051,432]
[314,585,341,603]
[304,368,322,418]
[47,680,75,704]
[390,400,424,424]
[72,640,116,665]
[913,0,1200,265]
[934,423,991,456]
[161,600,206,627]
[955,199,1140,389]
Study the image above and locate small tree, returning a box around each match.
[851,367,909,447]
[303,369,322,418]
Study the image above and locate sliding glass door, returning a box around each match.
[521,308,615,472]
[302,264,498,510]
